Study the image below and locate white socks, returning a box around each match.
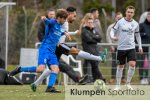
[127,66,135,84]
[78,50,102,61]
[116,67,124,85]
[116,66,135,86]
[34,68,51,86]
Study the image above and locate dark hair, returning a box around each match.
[90,8,98,13]
[126,5,135,11]
[147,8,150,11]
[147,12,150,15]
[66,6,76,12]
[115,12,122,16]
[47,8,55,13]
[56,9,68,19]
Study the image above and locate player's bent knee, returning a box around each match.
[129,63,136,67]
[37,65,45,73]
[69,47,80,55]
[50,65,59,73]
[118,65,124,68]
[129,61,136,67]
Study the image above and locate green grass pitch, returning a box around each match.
[0,85,65,100]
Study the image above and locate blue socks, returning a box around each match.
[20,66,37,72]
[48,72,57,87]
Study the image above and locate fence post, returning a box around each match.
[148,46,150,83]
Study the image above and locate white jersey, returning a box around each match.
[59,21,68,43]
[59,21,78,43]
[112,18,139,50]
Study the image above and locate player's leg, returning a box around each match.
[114,50,126,90]
[115,65,124,90]
[10,48,47,76]
[30,49,50,92]
[59,59,81,82]
[126,49,136,90]
[59,43,107,62]
[69,47,107,62]
[43,54,61,93]
[31,67,51,92]
[45,65,61,93]
[55,44,88,83]
[9,65,45,76]
[31,64,59,93]
[54,45,80,82]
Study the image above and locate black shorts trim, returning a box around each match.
[117,49,136,65]
[55,43,71,60]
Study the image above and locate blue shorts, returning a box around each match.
[38,48,59,67]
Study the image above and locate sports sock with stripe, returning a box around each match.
[127,66,135,84]
[116,66,123,85]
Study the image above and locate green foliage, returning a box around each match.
[8,8,37,64]
[13,8,36,47]
[123,0,140,17]
[122,0,137,9]
[116,0,139,19]
[82,0,114,14]
[41,0,60,10]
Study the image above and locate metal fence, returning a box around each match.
[35,42,150,85]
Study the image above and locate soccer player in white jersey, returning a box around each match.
[110,5,143,90]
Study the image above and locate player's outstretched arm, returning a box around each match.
[41,16,54,25]
[68,30,79,35]
[41,16,46,20]
[64,32,72,41]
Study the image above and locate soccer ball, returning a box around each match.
[94,79,106,90]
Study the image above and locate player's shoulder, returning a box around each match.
[118,17,124,22]
[132,19,139,25]
[50,18,57,24]
[62,20,68,26]
[108,23,115,29]
[115,17,124,25]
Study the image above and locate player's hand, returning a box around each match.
[41,16,46,20]
[57,42,60,47]
[139,48,143,54]
[75,30,79,34]
[75,30,80,35]
[112,37,118,41]
[110,47,115,53]
[65,32,72,41]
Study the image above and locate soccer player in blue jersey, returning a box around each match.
[9,7,107,92]
[30,9,69,93]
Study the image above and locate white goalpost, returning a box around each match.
[0,2,16,69]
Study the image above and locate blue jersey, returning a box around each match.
[38,18,64,66]
[40,18,64,53]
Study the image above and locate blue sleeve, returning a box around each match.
[45,18,55,25]
[61,32,65,36]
